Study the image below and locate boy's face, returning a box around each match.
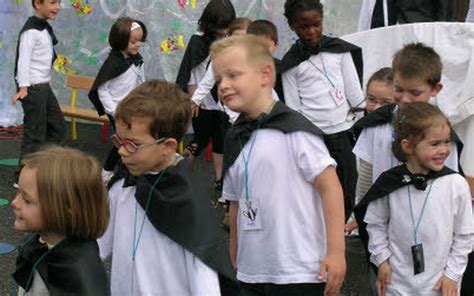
[291,9,323,48]
[115,117,169,176]
[11,167,44,233]
[393,72,442,104]
[213,47,271,114]
[124,27,143,56]
[35,0,61,20]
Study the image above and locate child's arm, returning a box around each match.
[314,166,346,295]
[281,68,302,111]
[341,52,365,110]
[365,196,392,295]
[13,31,36,104]
[97,81,119,116]
[191,65,216,108]
[434,179,474,293]
[229,201,238,271]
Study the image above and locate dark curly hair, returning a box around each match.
[284,0,324,27]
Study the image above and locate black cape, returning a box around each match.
[223,101,323,176]
[13,234,110,296]
[371,0,453,28]
[14,16,58,87]
[279,35,364,88]
[88,50,143,116]
[175,34,213,93]
[352,103,464,173]
[353,164,457,270]
[108,159,236,281]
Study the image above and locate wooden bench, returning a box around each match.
[60,74,109,141]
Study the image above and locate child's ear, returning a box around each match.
[431,83,443,97]
[400,139,414,156]
[260,64,273,86]
[163,138,178,153]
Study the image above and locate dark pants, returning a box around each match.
[461,251,474,296]
[323,130,358,222]
[239,282,326,296]
[104,114,120,171]
[20,83,65,161]
[190,109,230,155]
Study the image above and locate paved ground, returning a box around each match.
[0,122,371,295]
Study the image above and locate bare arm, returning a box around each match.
[229,201,238,271]
[314,166,346,295]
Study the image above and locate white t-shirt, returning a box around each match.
[16,29,54,87]
[353,123,459,182]
[365,174,473,295]
[224,129,336,284]
[98,178,220,296]
[282,52,365,134]
[98,64,145,115]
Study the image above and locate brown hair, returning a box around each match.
[247,20,279,45]
[392,102,450,162]
[109,17,148,51]
[228,17,252,35]
[115,80,192,141]
[21,147,109,239]
[210,35,275,82]
[32,0,43,9]
[367,67,393,89]
[392,43,442,87]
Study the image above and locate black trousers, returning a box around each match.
[103,115,120,171]
[190,109,230,155]
[239,282,326,296]
[323,130,358,222]
[461,251,474,296]
[20,83,65,160]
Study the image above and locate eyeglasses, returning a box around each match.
[110,134,166,154]
[366,96,393,106]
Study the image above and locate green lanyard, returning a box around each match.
[407,180,434,244]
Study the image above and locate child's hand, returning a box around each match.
[318,252,346,296]
[433,275,458,296]
[376,260,391,296]
[12,87,28,104]
[191,102,200,117]
[344,219,358,234]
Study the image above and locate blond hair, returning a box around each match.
[210,35,275,83]
[22,147,110,239]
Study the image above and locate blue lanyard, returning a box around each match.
[132,171,164,261]
[307,52,336,88]
[407,180,434,244]
[238,127,263,203]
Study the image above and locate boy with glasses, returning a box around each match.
[98,80,235,295]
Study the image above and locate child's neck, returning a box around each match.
[245,96,275,120]
[406,160,430,175]
[34,12,47,20]
[40,232,65,246]
[153,152,178,173]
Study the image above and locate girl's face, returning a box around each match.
[124,27,143,56]
[291,9,323,48]
[366,80,395,113]
[11,167,45,233]
[403,120,451,174]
